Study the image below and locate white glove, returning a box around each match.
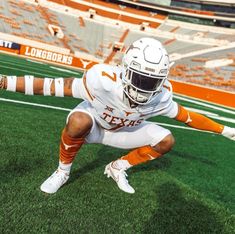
[222,126,235,141]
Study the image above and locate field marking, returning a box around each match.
[0,97,230,134]
[0,53,233,113]
[0,57,82,76]
[49,66,82,75]
[187,107,235,124]
[147,121,212,133]
[0,58,47,69]
[26,59,46,65]
[174,94,235,114]
[0,98,72,112]
[0,60,81,77]
[0,64,58,77]
[187,107,218,116]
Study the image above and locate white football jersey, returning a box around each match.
[75,64,178,130]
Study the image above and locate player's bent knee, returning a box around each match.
[66,111,93,138]
[153,134,175,155]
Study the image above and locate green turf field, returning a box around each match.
[0,53,235,233]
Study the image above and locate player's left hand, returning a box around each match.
[222,126,235,141]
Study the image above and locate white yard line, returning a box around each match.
[186,107,235,123]
[149,121,211,133]
[174,94,235,115]
[49,66,82,75]
[0,98,72,112]
[26,59,46,65]
[0,56,233,115]
[1,97,233,133]
[0,59,81,77]
[0,64,57,77]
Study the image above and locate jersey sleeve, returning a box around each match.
[72,65,102,101]
[160,80,179,118]
[161,100,179,118]
[84,64,101,100]
[150,80,179,118]
[82,64,117,101]
[70,78,87,99]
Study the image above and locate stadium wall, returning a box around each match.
[0,35,234,109]
[46,0,165,28]
[170,80,235,108]
[0,32,98,70]
[103,0,235,29]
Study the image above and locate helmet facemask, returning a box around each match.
[122,65,167,105]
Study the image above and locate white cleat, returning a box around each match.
[40,169,69,194]
[222,126,235,141]
[104,162,135,194]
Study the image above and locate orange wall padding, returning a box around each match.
[170,80,235,108]
[0,47,19,54]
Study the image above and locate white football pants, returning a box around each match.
[67,102,171,150]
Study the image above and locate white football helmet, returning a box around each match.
[122,37,170,105]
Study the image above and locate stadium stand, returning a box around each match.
[0,0,65,47]
[169,47,235,91]
[0,0,234,91]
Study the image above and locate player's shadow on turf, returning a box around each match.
[67,145,173,185]
[0,157,46,184]
[143,182,225,234]
[130,156,172,174]
[67,145,129,184]
[172,150,217,166]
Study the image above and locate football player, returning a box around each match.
[0,37,234,194]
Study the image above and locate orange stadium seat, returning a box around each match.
[79,16,85,27]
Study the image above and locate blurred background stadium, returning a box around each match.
[0,0,235,233]
[0,0,235,95]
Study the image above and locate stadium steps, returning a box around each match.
[36,5,73,52]
[104,29,129,63]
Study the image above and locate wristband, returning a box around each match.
[25,75,34,95]
[6,76,17,92]
[55,78,64,97]
[43,78,53,96]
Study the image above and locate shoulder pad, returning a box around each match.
[150,80,172,105]
[86,64,118,92]
[162,79,173,93]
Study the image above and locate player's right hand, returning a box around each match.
[0,75,6,89]
[222,126,235,141]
